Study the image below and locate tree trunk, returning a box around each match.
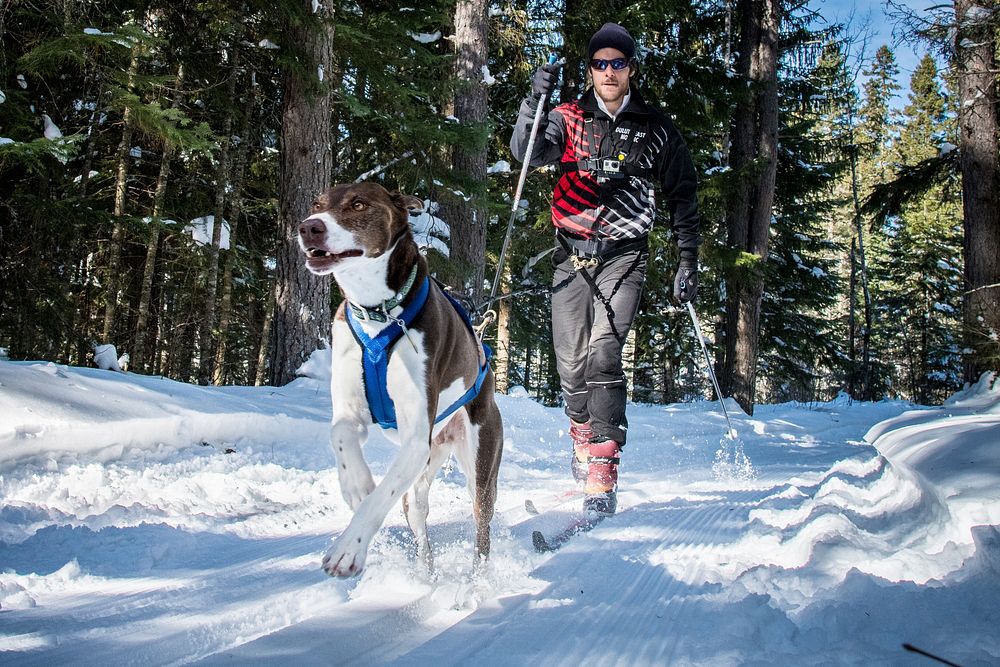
[955,0,1000,381]
[439,0,489,305]
[213,131,251,386]
[256,278,277,387]
[494,266,512,394]
[135,63,185,373]
[848,135,874,399]
[198,40,242,385]
[269,3,336,385]
[102,51,140,341]
[722,0,781,415]
[848,238,857,397]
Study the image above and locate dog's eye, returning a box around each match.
[352,200,367,211]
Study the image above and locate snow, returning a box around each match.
[409,201,450,257]
[0,359,998,665]
[41,114,62,140]
[939,141,958,156]
[487,160,511,175]
[481,65,495,86]
[73,170,100,184]
[185,215,231,249]
[408,31,441,44]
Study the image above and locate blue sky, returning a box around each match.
[813,0,935,106]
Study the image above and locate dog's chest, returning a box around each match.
[330,317,471,435]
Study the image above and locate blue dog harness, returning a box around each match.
[345,275,492,430]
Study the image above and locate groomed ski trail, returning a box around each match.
[3,362,997,665]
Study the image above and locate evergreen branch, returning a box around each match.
[860,150,959,230]
[354,151,414,183]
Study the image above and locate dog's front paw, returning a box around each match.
[339,468,375,511]
[322,536,368,578]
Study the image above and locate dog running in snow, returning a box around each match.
[298,182,504,577]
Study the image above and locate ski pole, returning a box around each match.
[686,301,737,440]
[489,54,560,304]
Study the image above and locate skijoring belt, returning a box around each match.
[345,275,492,431]
[557,230,648,266]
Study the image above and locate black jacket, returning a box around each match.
[510,88,701,255]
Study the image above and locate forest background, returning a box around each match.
[1,0,997,414]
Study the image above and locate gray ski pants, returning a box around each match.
[551,244,648,445]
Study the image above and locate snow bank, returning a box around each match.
[0,362,328,468]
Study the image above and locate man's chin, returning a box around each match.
[597,84,625,101]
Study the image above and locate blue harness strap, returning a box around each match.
[345,277,492,430]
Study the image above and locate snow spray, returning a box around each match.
[683,302,757,481]
[712,433,757,482]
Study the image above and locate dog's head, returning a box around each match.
[298,182,423,276]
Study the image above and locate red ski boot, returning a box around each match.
[569,420,592,483]
[584,437,620,515]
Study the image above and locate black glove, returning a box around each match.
[531,62,560,101]
[673,251,698,304]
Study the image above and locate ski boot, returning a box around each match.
[569,419,592,483]
[583,437,620,516]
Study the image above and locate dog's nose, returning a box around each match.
[299,217,326,243]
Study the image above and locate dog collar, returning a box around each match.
[348,264,419,323]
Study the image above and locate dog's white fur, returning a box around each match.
[299,183,502,578]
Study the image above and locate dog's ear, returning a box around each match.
[391,192,424,213]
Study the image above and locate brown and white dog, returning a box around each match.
[298,182,504,578]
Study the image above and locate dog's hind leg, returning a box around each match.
[474,408,504,566]
[452,403,503,569]
[403,442,452,574]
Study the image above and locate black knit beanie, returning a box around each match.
[587,23,635,60]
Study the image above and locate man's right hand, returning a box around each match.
[532,62,560,100]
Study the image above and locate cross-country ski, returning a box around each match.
[531,512,609,552]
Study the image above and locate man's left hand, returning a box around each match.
[673,259,698,304]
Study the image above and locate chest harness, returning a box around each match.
[558,110,654,266]
[560,112,652,184]
[345,265,492,430]
[553,109,654,341]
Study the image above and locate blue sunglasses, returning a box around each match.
[590,57,630,71]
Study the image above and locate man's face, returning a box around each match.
[591,47,631,106]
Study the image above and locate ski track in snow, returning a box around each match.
[1,361,998,665]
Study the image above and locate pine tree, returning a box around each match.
[756,35,850,402]
[852,44,902,399]
[876,54,963,402]
[857,45,901,177]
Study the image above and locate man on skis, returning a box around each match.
[510,22,702,515]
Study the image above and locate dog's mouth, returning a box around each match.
[304,247,364,264]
